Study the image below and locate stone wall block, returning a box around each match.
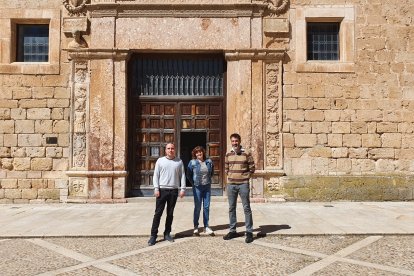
[22,189,38,200]
[52,120,69,133]
[32,87,54,99]
[27,108,51,120]
[312,122,330,133]
[332,122,350,134]
[294,134,317,147]
[10,108,26,120]
[18,179,31,189]
[324,110,341,122]
[362,134,381,148]
[283,133,295,148]
[381,133,402,148]
[0,108,11,120]
[350,122,368,134]
[35,120,53,133]
[32,179,48,189]
[38,189,60,200]
[13,158,31,171]
[343,134,362,147]
[0,120,14,133]
[298,98,313,109]
[19,99,47,108]
[26,147,46,158]
[31,158,53,170]
[52,158,68,171]
[369,148,395,160]
[5,189,22,199]
[47,99,70,109]
[349,148,368,159]
[11,147,26,157]
[51,108,64,120]
[1,158,13,170]
[305,110,324,121]
[18,134,42,147]
[332,147,348,158]
[15,120,34,133]
[328,134,343,147]
[0,189,4,199]
[285,110,305,121]
[1,179,17,189]
[283,98,297,110]
[12,87,31,99]
[290,122,311,134]
[308,146,332,158]
[55,179,68,189]
[46,147,63,158]
[54,87,70,99]
[0,147,11,158]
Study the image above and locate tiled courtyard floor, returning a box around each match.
[1,235,414,276]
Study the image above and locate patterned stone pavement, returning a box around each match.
[1,235,414,276]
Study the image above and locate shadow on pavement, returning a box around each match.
[174,223,291,240]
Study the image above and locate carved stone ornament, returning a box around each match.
[265,0,289,15]
[63,0,88,16]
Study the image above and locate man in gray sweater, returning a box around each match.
[148,143,186,246]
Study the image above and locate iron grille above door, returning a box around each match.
[130,54,225,97]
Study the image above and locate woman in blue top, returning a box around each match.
[186,146,215,236]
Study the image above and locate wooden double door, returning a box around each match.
[128,100,224,196]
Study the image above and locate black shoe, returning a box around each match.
[164,233,174,242]
[223,231,238,240]
[245,232,254,243]
[148,236,156,246]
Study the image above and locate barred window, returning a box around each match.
[17,24,49,62]
[307,22,339,61]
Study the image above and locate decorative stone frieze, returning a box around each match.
[264,61,283,169]
[88,3,269,18]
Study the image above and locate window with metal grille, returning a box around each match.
[130,54,225,97]
[307,22,339,61]
[16,24,49,62]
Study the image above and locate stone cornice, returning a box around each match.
[225,49,285,61]
[65,48,130,61]
[66,170,128,177]
[87,3,268,18]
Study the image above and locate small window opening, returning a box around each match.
[307,22,339,61]
[16,24,49,62]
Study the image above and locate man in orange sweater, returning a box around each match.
[223,133,256,243]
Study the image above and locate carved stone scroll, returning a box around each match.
[265,0,289,16]
[63,0,88,16]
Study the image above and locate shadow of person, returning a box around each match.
[254,224,291,239]
[174,222,245,239]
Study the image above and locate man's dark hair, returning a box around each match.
[230,133,241,141]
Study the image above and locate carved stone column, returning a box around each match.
[66,49,129,203]
[225,49,285,198]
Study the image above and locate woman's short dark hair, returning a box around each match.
[191,146,206,160]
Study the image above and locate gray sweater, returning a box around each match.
[153,156,186,192]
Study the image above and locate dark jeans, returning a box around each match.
[227,183,253,233]
[150,189,178,237]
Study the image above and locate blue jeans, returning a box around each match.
[227,183,253,233]
[192,184,211,228]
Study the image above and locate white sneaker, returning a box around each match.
[204,227,214,235]
[193,228,199,236]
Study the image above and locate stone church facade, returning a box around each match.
[0,0,413,203]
